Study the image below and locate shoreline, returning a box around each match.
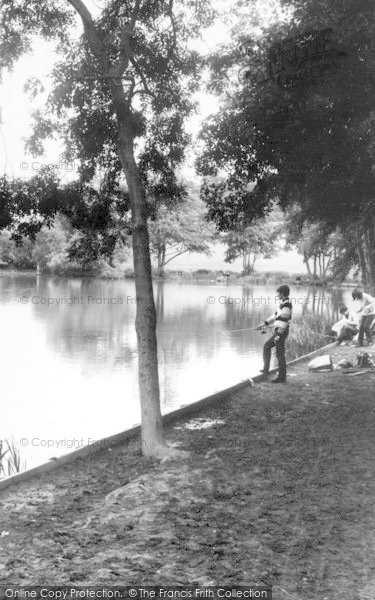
[0,341,374,594]
[0,342,336,493]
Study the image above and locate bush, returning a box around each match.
[193,269,211,276]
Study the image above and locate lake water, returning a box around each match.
[0,273,350,469]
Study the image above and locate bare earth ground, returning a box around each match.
[1,344,375,599]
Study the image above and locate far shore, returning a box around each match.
[0,265,360,287]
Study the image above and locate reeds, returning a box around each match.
[0,439,26,478]
[286,313,335,361]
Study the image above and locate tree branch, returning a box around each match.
[66,0,106,62]
[164,250,188,265]
[165,248,183,257]
[66,0,93,23]
[130,0,142,28]
[164,0,177,61]
[132,87,155,99]
[113,1,144,78]
[130,57,156,98]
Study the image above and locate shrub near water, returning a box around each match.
[287,313,334,361]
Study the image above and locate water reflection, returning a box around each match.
[0,274,348,468]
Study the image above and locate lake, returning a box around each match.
[0,273,350,470]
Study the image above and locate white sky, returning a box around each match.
[0,0,303,272]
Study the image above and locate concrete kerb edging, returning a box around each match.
[0,341,337,493]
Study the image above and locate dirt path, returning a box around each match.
[1,345,375,599]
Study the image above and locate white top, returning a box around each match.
[332,312,358,334]
[357,292,375,316]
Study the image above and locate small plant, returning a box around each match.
[0,439,26,478]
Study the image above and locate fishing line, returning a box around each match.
[159,325,273,342]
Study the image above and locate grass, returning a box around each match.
[0,439,25,478]
[287,313,335,360]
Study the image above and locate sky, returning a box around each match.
[0,0,304,273]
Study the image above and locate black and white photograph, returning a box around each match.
[0,0,375,597]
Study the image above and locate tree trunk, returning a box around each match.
[156,281,164,320]
[366,220,375,292]
[313,255,317,280]
[243,251,252,275]
[363,225,375,291]
[157,244,166,278]
[117,127,166,457]
[356,226,368,286]
[251,254,256,271]
[303,252,312,278]
[66,0,168,459]
[323,254,331,278]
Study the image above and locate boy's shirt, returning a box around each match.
[264,298,292,333]
[357,292,375,316]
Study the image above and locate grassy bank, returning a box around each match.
[0,344,374,598]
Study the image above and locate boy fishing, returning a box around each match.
[256,284,292,383]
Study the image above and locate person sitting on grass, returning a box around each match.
[332,305,359,345]
[352,289,375,347]
[257,284,292,384]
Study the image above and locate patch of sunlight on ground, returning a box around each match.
[174,418,226,431]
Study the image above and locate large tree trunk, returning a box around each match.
[356,226,368,286]
[118,128,166,457]
[367,221,375,293]
[363,224,375,291]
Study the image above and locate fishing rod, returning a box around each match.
[222,326,271,335]
[184,325,274,341]
[161,325,274,342]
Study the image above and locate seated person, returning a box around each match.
[332,305,359,345]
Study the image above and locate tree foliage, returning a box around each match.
[198,0,375,288]
[222,207,283,274]
[1,0,217,457]
[148,192,215,276]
